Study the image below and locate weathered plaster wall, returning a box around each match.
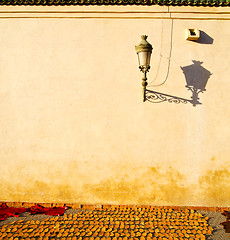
[0,6,229,206]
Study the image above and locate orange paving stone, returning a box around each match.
[0,207,214,239]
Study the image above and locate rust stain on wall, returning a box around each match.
[1,164,230,206]
[199,168,230,206]
[0,179,78,203]
[84,166,193,206]
[211,156,216,161]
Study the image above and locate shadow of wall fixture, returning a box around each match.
[185,29,200,41]
[135,35,153,102]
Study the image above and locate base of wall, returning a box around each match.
[1,202,230,212]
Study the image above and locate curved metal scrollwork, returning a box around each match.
[146,90,189,104]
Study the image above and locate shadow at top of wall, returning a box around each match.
[146,60,212,107]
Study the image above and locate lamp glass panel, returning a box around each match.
[138,51,151,67]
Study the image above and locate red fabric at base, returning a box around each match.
[0,203,27,220]
[27,204,65,216]
[0,203,66,221]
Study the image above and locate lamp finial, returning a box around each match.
[141,35,148,40]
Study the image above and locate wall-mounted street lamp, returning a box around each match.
[135,35,153,102]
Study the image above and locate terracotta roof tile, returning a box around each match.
[0,0,229,6]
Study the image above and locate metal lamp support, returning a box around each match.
[142,70,148,102]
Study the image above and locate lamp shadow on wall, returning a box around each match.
[146,60,212,107]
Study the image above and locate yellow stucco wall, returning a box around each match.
[0,6,230,206]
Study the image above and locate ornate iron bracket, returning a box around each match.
[145,89,201,106]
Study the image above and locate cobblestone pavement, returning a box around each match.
[0,207,229,240]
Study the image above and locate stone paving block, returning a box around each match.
[102,204,112,210]
[216,207,228,212]
[53,203,65,208]
[82,204,100,210]
[172,206,180,210]
[64,203,74,208]
[22,202,35,208]
[4,202,15,207]
[13,202,23,208]
[70,204,81,209]
[39,203,52,208]
[222,207,230,212]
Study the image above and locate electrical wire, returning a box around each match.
[148,12,174,87]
